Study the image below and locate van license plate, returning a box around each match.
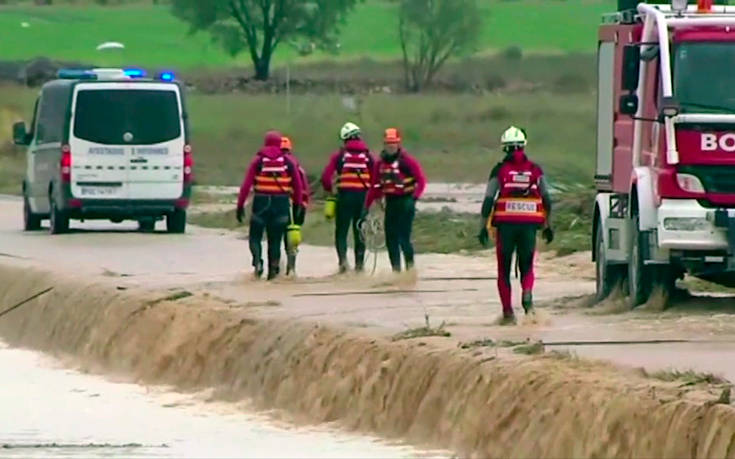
[79,186,118,197]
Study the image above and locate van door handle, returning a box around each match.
[130,157,148,164]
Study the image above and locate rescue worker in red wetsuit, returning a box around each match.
[280,136,311,276]
[365,128,427,272]
[478,126,553,324]
[321,122,376,273]
[236,130,304,280]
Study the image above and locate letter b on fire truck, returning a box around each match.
[701,133,735,152]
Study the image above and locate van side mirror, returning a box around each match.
[12,122,30,146]
[622,45,641,92]
[620,93,639,115]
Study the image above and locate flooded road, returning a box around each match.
[0,341,442,458]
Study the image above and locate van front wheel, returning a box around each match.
[167,209,186,234]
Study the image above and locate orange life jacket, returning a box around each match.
[377,158,415,196]
[254,155,293,195]
[337,150,372,191]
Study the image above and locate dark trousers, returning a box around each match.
[495,223,538,315]
[335,190,367,269]
[385,195,416,272]
[250,194,290,276]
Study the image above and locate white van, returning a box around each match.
[12,68,192,234]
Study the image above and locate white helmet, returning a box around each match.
[340,122,361,140]
[500,126,527,148]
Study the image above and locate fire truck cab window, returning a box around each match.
[675,43,735,113]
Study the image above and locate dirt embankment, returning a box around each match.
[1,263,735,458]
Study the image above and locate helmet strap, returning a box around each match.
[503,144,523,154]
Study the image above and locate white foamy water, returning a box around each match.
[0,342,446,458]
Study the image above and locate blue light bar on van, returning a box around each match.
[158,71,175,82]
[124,68,146,78]
[57,69,97,80]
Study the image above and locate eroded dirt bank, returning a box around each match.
[2,263,735,458]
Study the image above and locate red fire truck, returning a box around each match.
[593,0,735,306]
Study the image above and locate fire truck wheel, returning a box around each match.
[628,215,653,308]
[595,221,625,302]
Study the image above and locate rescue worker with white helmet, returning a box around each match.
[478,126,554,324]
[321,122,376,273]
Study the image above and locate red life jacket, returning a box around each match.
[378,158,415,196]
[337,150,372,191]
[491,160,546,225]
[254,155,293,195]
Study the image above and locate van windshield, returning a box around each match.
[73,89,181,145]
[675,43,735,114]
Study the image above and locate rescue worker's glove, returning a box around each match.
[542,227,554,244]
[236,207,245,223]
[478,227,490,247]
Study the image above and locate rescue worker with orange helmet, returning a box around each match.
[365,128,427,272]
[280,136,311,276]
[321,122,376,273]
[236,130,304,280]
[478,126,553,324]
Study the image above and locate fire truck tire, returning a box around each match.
[595,222,625,302]
[628,215,653,308]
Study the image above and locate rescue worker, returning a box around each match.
[236,130,304,280]
[321,122,376,273]
[365,128,427,272]
[280,136,311,276]
[478,126,554,324]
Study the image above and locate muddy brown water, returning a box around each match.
[0,341,445,458]
[2,195,735,456]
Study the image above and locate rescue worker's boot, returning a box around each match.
[254,260,264,279]
[499,311,517,326]
[286,252,297,277]
[338,257,349,274]
[267,264,280,281]
[522,291,534,315]
[355,249,366,273]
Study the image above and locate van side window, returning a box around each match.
[29,97,40,140]
[35,87,67,145]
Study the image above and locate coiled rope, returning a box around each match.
[358,214,385,275]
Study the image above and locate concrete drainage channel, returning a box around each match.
[2,263,735,458]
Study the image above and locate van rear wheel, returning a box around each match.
[23,196,42,231]
[49,199,69,235]
[167,209,186,234]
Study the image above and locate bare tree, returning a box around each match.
[398,0,481,92]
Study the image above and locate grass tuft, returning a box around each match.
[646,369,730,387]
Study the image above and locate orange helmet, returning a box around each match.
[384,128,401,144]
[280,136,293,151]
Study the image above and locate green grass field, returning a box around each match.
[187,92,595,186]
[0,83,595,188]
[0,0,616,69]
